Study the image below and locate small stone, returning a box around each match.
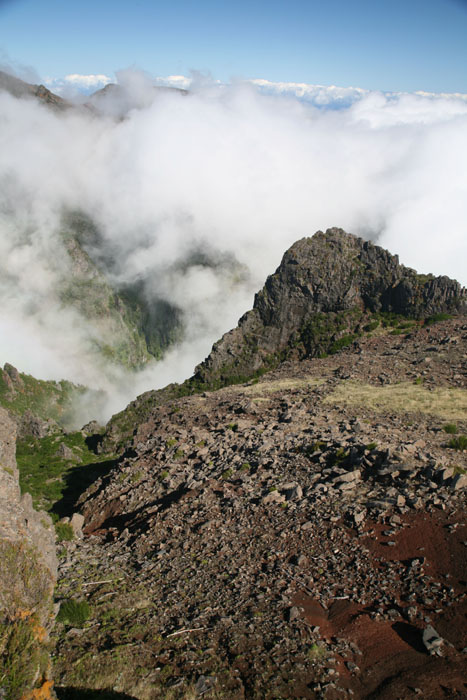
[282,483,303,501]
[334,469,361,484]
[450,474,467,490]
[354,510,366,525]
[70,513,85,538]
[195,675,217,695]
[55,442,78,461]
[422,625,444,655]
[262,490,286,505]
[337,481,358,491]
[288,606,300,622]
[345,661,359,673]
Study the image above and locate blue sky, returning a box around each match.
[1,0,467,93]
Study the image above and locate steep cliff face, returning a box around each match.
[195,228,466,386]
[0,408,57,700]
[60,211,183,369]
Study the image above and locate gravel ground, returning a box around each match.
[53,319,467,699]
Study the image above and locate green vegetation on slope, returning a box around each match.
[60,233,154,371]
[60,211,184,369]
[0,541,54,700]
[0,364,86,428]
[16,432,117,519]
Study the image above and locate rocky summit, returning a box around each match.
[195,228,466,388]
[1,229,466,700]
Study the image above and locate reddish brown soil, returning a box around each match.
[292,509,467,698]
[361,511,467,583]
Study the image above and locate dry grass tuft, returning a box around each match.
[237,376,325,396]
[324,381,467,420]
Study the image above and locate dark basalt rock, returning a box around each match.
[195,228,466,386]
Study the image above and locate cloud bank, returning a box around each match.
[0,73,466,423]
[44,73,113,96]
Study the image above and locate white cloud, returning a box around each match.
[154,75,193,90]
[44,73,112,96]
[64,73,112,88]
[0,72,466,424]
[248,78,369,107]
[247,78,467,110]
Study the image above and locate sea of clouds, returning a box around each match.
[1,70,466,423]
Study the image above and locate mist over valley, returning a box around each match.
[1,68,466,422]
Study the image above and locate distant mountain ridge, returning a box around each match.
[0,69,71,110]
[0,68,187,117]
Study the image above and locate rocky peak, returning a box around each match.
[0,69,69,111]
[195,228,466,387]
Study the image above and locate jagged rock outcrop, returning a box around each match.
[195,228,466,386]
[0,408,57,699]
[103,228,466,451]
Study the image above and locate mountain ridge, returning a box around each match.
[103,228,466,452]
[194,228,466,387]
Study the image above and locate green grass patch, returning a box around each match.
[0,617,43,700]
[57,599,91,627]
[443,423,458,434]
[363,320,380,332]
[0,541,53,699]
[447,435,467,451]
[55,522,74,542]
[329,334,357,354]
[16,432,117,517]
[129,470,143,483]
[424,313,453,325]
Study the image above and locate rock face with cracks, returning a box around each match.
[0,408,57,700]
[195,228,466,387]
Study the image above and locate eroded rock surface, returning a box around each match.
[195,228,466,386]
[0,408,57,699]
